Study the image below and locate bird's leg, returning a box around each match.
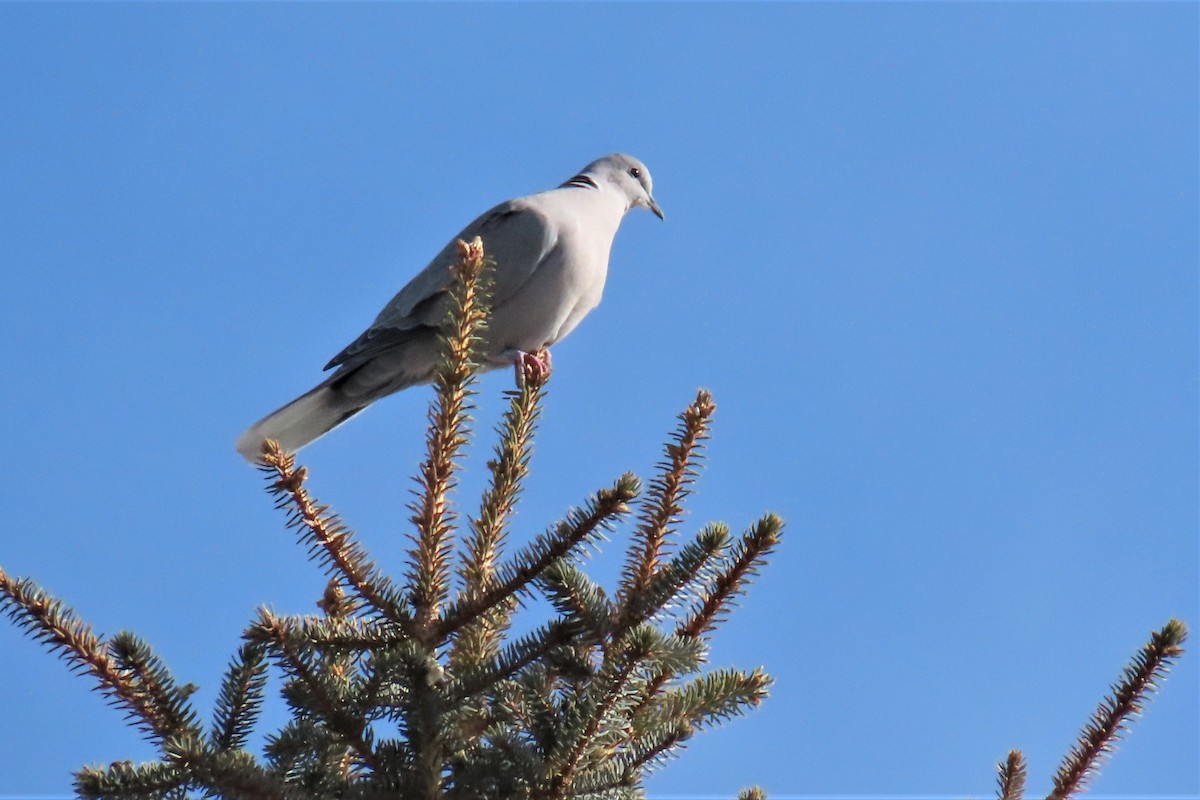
[501,348,553,387]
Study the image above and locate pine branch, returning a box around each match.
[263,717,345,781]
[634,627,708,678]
[461,360,547,598]
[678,514,783,640]
[1047,618,1187,800]
[259,442,411,627]
[107,632,202,741]
[621,523,729,634]
[447,593,519,681]
[492,670,562,767]
[451,367,547,671]
[552,626,668,798]
[211,641,269,752]
[996,750,1026,800]
[538,560,614,639]
[570,788,641,800]
[407,237,491,635]
[0,569,184,745]
[401,238,493,800]
[632,514,782,716]
[253,609,381,774]
[163,735,283,800]
[75,760,190,800]
[345,651,412,723]
[620,723,691,776]
[617,390,715,617]
[447,619,582,702]
[551,658,640,799]
[246,613,410,653]
[439,474,640,638]
[568,722,691,795]
[443,726,544,800]
[646,667,770,732]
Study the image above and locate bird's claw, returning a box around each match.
[510,348,552,387]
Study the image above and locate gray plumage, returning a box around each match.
[236,154,662,462]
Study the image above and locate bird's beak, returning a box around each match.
[648,196,664,221]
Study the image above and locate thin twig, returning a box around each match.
[256,610,381,774]
[997,750,1027,800]
[260,443,411,629]
[0,569,180,743]
[408,237,490,636]
[618,390,715,619]
[1048,619,1187,800]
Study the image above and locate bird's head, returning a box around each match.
[580,153,664,220]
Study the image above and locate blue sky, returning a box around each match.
[1,3,1195,798]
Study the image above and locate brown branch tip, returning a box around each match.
[1049,619,1187,800]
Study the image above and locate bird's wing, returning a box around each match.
[325,197,558,371]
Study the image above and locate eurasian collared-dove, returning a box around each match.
[236,154,662,462]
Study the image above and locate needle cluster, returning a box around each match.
[994,618,1187,800]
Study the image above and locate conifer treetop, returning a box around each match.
[0,239,1187,800]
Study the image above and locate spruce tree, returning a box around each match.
[0,239,1187,799]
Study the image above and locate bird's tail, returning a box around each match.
[236,376,365,463]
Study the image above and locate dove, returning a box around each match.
[236,154,663,462]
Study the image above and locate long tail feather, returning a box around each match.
[236,380,363,463]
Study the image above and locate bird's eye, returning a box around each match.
[629,167,641,178]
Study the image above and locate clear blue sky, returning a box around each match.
[1,4,1195,798]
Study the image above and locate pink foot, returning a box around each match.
[508,348,552,386]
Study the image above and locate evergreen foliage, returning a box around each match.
[0,238,1188,799]
[991,618,1187,800]
[0,239,778,799]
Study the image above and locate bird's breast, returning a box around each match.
[487,198,621,357]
